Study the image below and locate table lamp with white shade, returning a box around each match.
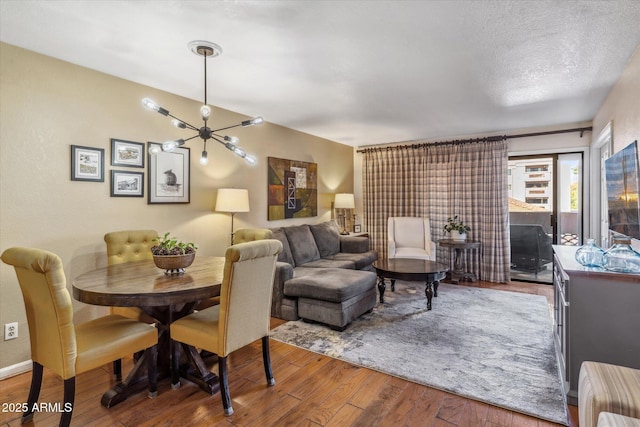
[334,193,355,235]
[215,188,250,245]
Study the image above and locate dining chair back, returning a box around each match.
[195,228,272,311]
[170,239,282,416]
[233,228,273,244]
[1,247,158,427]
[105,229,158,379]
[104,229,158,265]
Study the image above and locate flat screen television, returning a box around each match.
[604,140,640,240]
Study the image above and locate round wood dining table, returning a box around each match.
[72,255,225,408]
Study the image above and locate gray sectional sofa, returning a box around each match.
[269,220,378,330]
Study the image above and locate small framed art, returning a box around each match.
[111,138,145,168]
[354,224,362,233]
[147,142,190,204]
[71,145,104,182]
[110,170,144,197]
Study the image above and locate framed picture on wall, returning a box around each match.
[147,142,190,204]
[71,145,104,182]
[110,170,144,197]
[111,138,145,168]
[267,157,318,220]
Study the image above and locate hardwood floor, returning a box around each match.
[0,280,579,427]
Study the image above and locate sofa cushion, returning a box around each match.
[284,268,376,303]
[325,250,378,270]
[339,235,371,253]
[300,258,355,269]
[309,220,341,257]
[270,228,295,266]
[283,225,321,266]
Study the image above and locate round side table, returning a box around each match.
[438,239,481,283]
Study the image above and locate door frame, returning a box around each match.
[590,121,613,247]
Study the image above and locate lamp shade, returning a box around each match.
[215,188,250,212]
[334,193,355,209]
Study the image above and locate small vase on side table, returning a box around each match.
[450,230,467,241]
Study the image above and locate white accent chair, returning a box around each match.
[387,217,436,260]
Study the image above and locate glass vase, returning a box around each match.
[602,236,640,273]
[575,239,605,268]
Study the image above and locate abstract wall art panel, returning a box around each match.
[268,157,317,220]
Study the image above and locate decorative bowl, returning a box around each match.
[152,252,195,275]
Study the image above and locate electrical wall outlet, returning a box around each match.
[4,322,18,340]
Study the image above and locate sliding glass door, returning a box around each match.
[508,153,583,284]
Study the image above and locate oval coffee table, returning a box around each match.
[373,258,449,310]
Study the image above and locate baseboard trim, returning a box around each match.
[0,360,31,380]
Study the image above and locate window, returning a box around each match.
[525,182,549,188]
[526,197,549,205]
[526,165,549,172]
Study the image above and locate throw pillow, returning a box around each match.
[309,220,341,257]
[270,228,296,266]
[283,225,321,265]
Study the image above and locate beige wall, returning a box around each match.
[591,44,640,249]
[0,43,354,369]
[592,44,640,153]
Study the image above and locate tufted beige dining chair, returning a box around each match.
[170,239,282,416]
[194,228,273,312]
[1,247,158,427]
[104,229,158,380]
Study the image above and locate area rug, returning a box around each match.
[270,281,568,425]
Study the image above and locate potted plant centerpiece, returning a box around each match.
[151,232,198,275]
[443,216,471,241]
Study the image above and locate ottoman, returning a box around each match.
[598,413,640,427]
[579,362,640,427]
[283,268,377,331]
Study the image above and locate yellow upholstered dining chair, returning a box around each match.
[1,247,158,427]
[170,239,282,416]
[104,229,158,380]
[233,228,273,244]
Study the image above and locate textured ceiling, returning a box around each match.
[2,0,639,147]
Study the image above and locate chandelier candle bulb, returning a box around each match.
[141,98,169,115]
[148,145,162,155]
[200,150,208,165]
[161,139,184,152]
[171,119,186,129]
[242,116,264,127]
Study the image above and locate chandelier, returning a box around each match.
[143,41,263,166]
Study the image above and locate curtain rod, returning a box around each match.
[356,126,593,153]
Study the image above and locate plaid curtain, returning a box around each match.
[362,139,510,283]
